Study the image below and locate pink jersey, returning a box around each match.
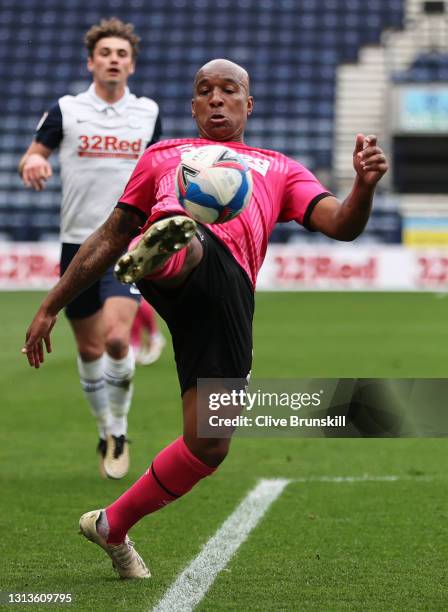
[118,138,331,287]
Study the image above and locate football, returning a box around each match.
[175,145,253,224]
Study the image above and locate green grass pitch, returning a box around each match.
[1,291,448,611]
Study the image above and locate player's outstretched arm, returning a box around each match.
[309,133,388,240]
[19,142,53,192]
[22,207,142,369]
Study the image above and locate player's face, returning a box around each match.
[192,67,253,143]
[87,37,135,88]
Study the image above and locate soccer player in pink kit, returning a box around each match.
[22,59,388,578]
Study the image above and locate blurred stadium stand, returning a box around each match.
[393,52,448,82]
[1,0,445,245]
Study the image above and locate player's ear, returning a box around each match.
[191,99,196,118]
[128,61,136,76]
[87,55,94,74]
[247,96,254,117]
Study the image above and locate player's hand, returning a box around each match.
[21,307,57,368]
[22,154,52,191]
[353,134,388,186]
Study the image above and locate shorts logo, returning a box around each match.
[78,135,142,159]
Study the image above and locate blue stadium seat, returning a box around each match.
[0,0,405,242]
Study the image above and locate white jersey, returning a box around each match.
[35,84,161,243]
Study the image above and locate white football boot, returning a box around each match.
[79,509,150,579]
[103,434,130,480]
[114,215,196,284]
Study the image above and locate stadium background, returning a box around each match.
[1,1,448,610]
[1,0,448,290]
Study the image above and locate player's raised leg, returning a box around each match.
[114,215,197,284]
[102,296,139,479]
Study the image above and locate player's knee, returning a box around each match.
[79,350,103,362]
[105,331,129,359]
[77,343,103,362]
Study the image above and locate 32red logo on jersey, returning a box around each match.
[78,135,142,159]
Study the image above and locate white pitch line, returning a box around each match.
[293,475,433,483]
[294,475,400,483]
[152,478,290,612]
[152,473,431,611]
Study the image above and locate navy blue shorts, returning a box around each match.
[60,243,141,320]
[137,225,254,395]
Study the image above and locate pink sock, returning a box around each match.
[131,300,158,348]
[138,300,157,335]
[105,437,216,543]
[145,248,187,280]
[130,308,144,348]
[128,232,188,281]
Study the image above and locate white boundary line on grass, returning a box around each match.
[293,475,433,483]
[295,475,400,483]
[152,478,291,612]
[152,473,431,612]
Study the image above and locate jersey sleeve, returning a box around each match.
[146,114,162,148]
[278,158,332,229]
[116,148,185,224]
[35,103,63,150]
[116,151,157,220]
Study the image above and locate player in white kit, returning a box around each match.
[18,18,161,479]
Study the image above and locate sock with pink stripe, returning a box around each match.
[105,436,216,543]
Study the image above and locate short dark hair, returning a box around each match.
[84,17,140,59]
